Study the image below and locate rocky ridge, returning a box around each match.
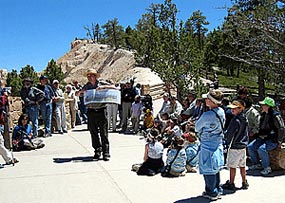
[57,39,163,85]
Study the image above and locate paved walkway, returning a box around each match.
[1,99,285,203]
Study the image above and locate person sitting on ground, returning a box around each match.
[189,98,204,122]
[161,116,182,148]
[248,97,285,175]
[244,100,260,144]
[182,123,199,173]
[169,96,183,119]
[142,109,154,132]
[221,100,249,191]
[152,118,163,135]
[160,112,170,134]
[181,91,197,119]
[12,114,45,151]
[136,128,164,176]
[157,92,172,119]
[162,135,187,177]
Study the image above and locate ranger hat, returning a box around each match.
[84,69,100,78]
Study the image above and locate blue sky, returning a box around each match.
[0,0,232,72]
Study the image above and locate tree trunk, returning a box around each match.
[257,68,265,100]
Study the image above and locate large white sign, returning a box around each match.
[84,89,121,105]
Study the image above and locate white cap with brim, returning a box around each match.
[202,92,221,104]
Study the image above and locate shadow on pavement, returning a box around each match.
[53,156,95,163]
[71,128,89,132]
[247,169,285,177]
[174,196,211,203]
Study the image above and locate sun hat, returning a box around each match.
[259,97,275,107]
[227,100,245,111]
[162,92,169,98]
[202,90,223,104]
[84,69,100,78]
[52,80,59,84]
[65,84,72,89]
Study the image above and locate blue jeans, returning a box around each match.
[40,102,52,134]
[248,138,277,168]
[203,172,222,197]
[26,105,39,138]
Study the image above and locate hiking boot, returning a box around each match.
[260,167,272,175]
[202,191,221,201]
[241,180,249,190]
[248,164,262,170]
[222,180,236,191]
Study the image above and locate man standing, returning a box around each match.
[120,81,137,133]
[81,69,116,161]
[37,75,55,137]
[52,80,67,134]
[20,78,45,138]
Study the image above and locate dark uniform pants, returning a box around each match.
[87,108,109,156]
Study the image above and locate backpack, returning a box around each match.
[0,95,8,124]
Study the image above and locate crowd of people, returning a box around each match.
[1,74,285,201]
[132,86,285,201]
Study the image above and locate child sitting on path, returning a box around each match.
[182,123,199,173]
[162,135,187,177]
[222,100,249,190]
[136,128,164,176]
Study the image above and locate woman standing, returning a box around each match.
[195,90,225,201]
[65,84,78,128]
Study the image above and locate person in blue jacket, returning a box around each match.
[13,114,44,151]
[195,90,225,201]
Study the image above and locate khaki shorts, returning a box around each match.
[226,148,246,168]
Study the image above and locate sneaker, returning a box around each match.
[222,180,236,191]
[260,167,272,175]
[93,153,101,160]
[248,164,262,170]
[6,158,19,165]
[58,130,63,134]
[241,180,249,189]
[202,191,221,201]
[186,165,197,173]
[103,153,110,161]
[63,130,68,133]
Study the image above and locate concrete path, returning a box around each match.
[1,99,285,203]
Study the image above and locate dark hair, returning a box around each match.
[18,114,29,126]
[238,86,249,95]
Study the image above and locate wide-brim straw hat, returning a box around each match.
[84,69,100,78]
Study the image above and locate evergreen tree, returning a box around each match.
[101,18,125,49]
[221,0,285,98]
[43,59,64,84]
[6,69,22,96]
[19,65,38,84]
